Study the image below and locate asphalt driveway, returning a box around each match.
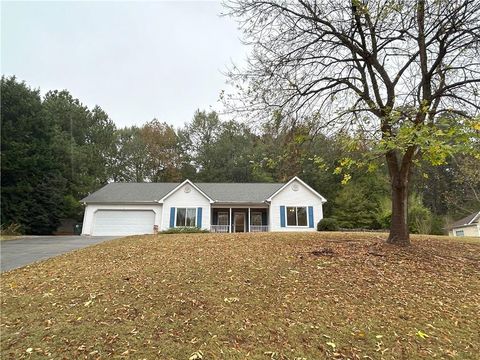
[0,236,119,272]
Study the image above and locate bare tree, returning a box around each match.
[224,0,480,245]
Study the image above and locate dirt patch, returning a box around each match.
[310,248,335,257]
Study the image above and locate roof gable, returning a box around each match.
[266,176,327,203]
[450,211,480,228]
[159,179,214,203]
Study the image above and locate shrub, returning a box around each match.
[0,223,23,236]
[409,205,432,234]
[375,193,434,234]
[375,212,392,230]
[317,218,339,231]
[160,227,209,234]
[375,197,392,230]
[430,215,446,235]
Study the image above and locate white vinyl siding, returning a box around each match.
[161,183,211,231]
[269,179,323,232]
[449,225,480,237]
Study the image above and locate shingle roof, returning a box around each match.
[80,183,178,203]
[197,183,284,203]
[450,211,480,229]
[81,182,284,204]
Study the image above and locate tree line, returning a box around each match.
[1,76,478,234]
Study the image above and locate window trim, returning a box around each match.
[286,206,308,227]
[175,207,197,227]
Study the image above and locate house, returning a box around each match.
[80,176,327,236]
[448,211,480,237]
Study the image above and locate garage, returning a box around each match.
[92,210,155,236]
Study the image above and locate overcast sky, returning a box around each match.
[1,1,246,128]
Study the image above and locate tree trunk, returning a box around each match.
[387,175,410,245]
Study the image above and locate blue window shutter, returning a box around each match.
[197,207,202,228]
[308,206,314,228]
[280,206,286,227]
[169,207,175,228]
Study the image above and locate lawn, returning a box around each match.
[1,232,479,359]
[0,235,20,241]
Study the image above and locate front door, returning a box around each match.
[234,212,245,232]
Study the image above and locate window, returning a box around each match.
[286,207,308,226]
[455,230,465,237]
[297,207,307,226]
[176,208,196,227]
[251,212,262,226]
[218,212,229,226]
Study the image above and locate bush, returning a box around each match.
[160,227,209,234]
[0,223,23,236]
[376,212,391,230]
[374,197,392,230]
[407,193,432,234]
[317,218,339,231]
[430,215,446,235]
[409,206,432,234]
[375,193,434,234]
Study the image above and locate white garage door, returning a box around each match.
[92,210,155,236]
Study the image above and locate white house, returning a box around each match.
[80,176,327,236]
[448,211,480,237]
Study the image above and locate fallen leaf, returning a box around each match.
[416,330,429,339]
[224,297,239,303]
[189,350,203,360]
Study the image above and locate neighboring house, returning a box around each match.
[448,211,480,237]
[80,176,326,236]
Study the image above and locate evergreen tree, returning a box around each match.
[1,76,67,234]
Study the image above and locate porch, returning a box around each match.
[210,206,269,233]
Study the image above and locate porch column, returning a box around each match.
[229,208,232,233]
[267,209,269,231]
[248,208,251,233]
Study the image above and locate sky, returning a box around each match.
[1,1,247,128]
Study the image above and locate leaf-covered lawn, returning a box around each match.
[1,232,479,359]
[0,235,20,241]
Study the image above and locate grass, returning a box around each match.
[1,232,479,359]
[0,235,21,241]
